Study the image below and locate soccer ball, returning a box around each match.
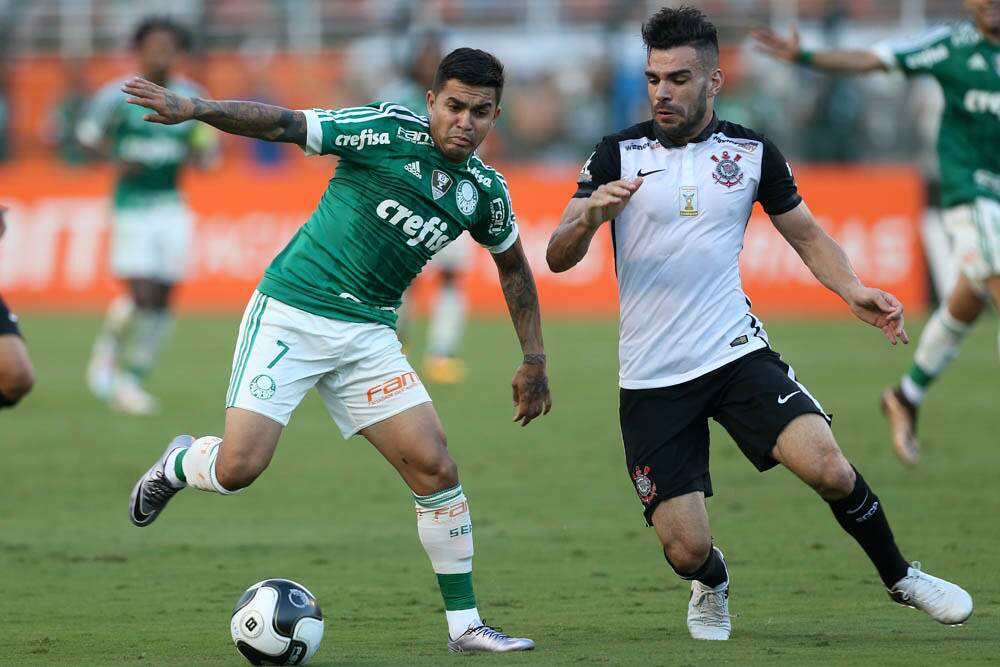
[230,579,324,665]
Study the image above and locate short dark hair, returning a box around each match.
[432,48,505,104]
[132,17,191,51]
[641,6,719,67]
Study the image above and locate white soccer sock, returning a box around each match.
[181,436,240,494]
[94,295,135,357]
[905,306,972,395]
[414,484,481,639]
[125,309,173,379]
[164,449,186,489]
[426,284,466,357]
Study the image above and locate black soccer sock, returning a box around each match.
[827,467,909,588]
[0,389,18,409]
[665,546,728,588]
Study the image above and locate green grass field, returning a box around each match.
[2,314,998,666]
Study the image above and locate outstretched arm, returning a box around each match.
[771,201,908,345]
[122,77,307,144]
[492,239,552,427]
[547,178,642,272]
[751,25,887,73]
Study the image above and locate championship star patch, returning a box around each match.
[632,465,657,505]
[710,151,744,188]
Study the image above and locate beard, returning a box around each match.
[653,82,710,144]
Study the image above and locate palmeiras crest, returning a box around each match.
[710,151,744,188]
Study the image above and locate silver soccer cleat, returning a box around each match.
[447,623,535,653]
[128,435,193,527]
[687,548,731,640]
[889,562,973,626]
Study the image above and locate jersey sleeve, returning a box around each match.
[76,81,125,148]
[468,174,519,254]
[572,136,620,198]
[757,138,802,216]
[872,25,953,77]
[299,101,422,162]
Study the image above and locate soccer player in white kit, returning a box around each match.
[548,6,972,641]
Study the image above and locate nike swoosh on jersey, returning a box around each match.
[636,168,666,177]
[777,391,801,404]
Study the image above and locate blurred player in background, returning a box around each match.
[78,17,218,415]
[753,0,1000,465]
[123,48,549,652]
[380,32,475,383]
[0,206,35,411]
[550,6,972,641]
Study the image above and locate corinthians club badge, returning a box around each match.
[632,465,657,505]
[710,151,744,188]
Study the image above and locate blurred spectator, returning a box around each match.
[41,59,94,165]
[0,61,9,162]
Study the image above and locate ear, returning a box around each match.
[708,68,725,98]
[425,89,434,116]
[492,104,502,126]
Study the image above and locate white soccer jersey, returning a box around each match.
[574,116,802,389]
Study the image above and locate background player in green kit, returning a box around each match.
[78,17,218,416]
[753,0,1000,465]
[125,48,550,653]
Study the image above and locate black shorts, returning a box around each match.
[620,348,831,525]
[0,295,21,337]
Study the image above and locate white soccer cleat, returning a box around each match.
[889,562,973,625]
[687,552,731,641]
[111,374,159,416]
[447,624,535,653]
[87,340,116,401]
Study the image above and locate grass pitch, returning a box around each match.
[2,313,998,666]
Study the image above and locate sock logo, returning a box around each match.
[856,500,879,523]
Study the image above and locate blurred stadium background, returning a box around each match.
[4,2,999,666]
[0,0,973,315]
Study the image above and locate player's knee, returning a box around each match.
[811,449,855,500]
[664,537,712,576]
[423,454,459,491]
[0,365,34,401]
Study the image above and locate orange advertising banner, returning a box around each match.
[0,159,925,317]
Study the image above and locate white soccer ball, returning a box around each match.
[230,579,324,665]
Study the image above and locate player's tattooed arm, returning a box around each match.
[122,77,307,145]
[189,99,307,145]
[493,239,552,427]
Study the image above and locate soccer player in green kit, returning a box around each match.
[753,0,1000,465]
[126,48,549,653]
[79,17,217,415]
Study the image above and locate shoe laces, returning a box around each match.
[897,562,946,606]
[692,589,729,624]
[466,622,509,642]
[143,471,179,505]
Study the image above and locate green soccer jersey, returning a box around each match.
[257,102,518,328]
[77,77,206,209]
[875,23,1000,208]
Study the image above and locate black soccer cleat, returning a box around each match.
[128,435,193,527]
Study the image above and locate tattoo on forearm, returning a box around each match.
[523,353,546,365]
[499,258,544,360]
[191,99,306,144]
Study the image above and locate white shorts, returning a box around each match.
[943,197,1000,293]
[109,199,193,283]
[226,291,432,437]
